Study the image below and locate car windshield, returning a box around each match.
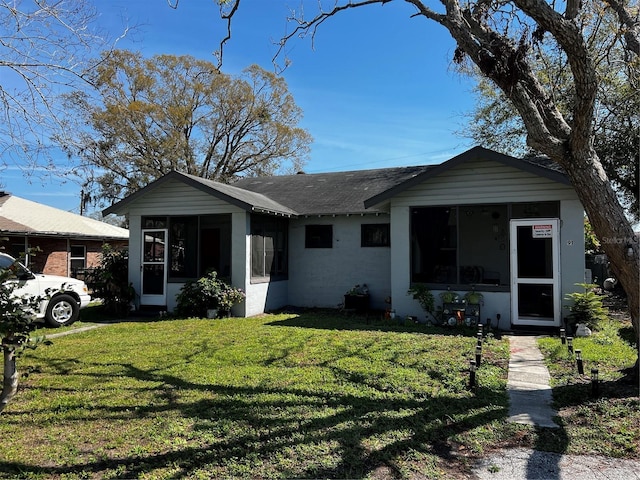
[0,253,32,279]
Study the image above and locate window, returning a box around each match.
[70,245,86,276]
[169,217,198,278]
[251,215,288,281]
[142,215,231,281]
[410,202,558,286]
[305,225,332,248]
[361,224,390,247]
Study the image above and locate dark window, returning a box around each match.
[305,225,332,248]
[410,203,557,286]
[361,224,390,247]
[169,217,198,278]
[251,215,288,281]
[143,215,231,281]
[70,245,86,276]
[411,207,457,283]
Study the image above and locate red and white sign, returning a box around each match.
[532,224,553,238]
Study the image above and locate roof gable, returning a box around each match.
[103,171,297,217]
[363,146,569,208]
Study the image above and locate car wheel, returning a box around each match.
[45,294,79,327]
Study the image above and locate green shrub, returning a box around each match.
[407,284,434,313]
[565,283,609,331]
[175,270,245,318]
[88,245,134,316]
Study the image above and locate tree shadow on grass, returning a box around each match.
[266,308,497,339]
[3,340,513,479]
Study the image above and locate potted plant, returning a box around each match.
[344,284,370,311]
[407,284,436,324]
[464,290,483,305]
[439,289,460,304]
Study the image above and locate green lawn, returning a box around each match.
[0,309,637,479]
[538,317,640,457]
[2,312,514,479]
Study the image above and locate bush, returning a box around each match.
[175,270,245,318]
[88,245,134,316]
[565,282,609,331]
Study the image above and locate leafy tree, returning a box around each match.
[58,50,312,205]
[0,0,119,181]
[211,0,640,377]
[0,253,48,413]
[461,2,640,220]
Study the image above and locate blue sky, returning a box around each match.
[6,0,477,213]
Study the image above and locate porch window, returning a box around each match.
[251,215,288,281]
[305,225,332,248]
[361,224,390,247]
[410,202,558,287]
[169,217,198,278]
[142,215,231,281]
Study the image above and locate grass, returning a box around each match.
[538,316,640,458]
[1,306,638,479]
[3,311,513,479]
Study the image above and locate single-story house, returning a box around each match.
[103,146,585,330]
[0,192,129,277]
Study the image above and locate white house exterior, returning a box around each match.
[103,146,585,330]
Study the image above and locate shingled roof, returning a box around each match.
[102,146,569,218]
[232,166,432,216]
[0,192,129,239]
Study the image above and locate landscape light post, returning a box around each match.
[591,368,599,397]
[575,349,584,375]
[469,360,477,390]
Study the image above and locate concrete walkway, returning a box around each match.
[506,335,559,429]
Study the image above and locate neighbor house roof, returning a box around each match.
[0,192,129,239]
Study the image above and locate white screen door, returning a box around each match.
[510,219,560,327]
[141,229,167,305]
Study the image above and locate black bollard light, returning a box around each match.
[477,332,483,346]
[475,345,482,367]
[469,360,477,390]
[560,328,566,345]
[567,336,574,354]
[575,349,584,375]
[591,368,599,397]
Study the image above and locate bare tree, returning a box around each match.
[214,0,640,376]
[0,0,125,177]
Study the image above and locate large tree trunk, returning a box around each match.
[0,344,19,414]
[559,146,640,379]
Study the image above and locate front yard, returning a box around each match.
[0,307,637,479]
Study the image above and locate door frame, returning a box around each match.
[141,228,168,306]
[510,218,561,327]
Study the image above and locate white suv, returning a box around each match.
[0,252,91,327]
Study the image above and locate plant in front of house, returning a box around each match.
[407,284,436,324]
[464,290,483,305]
[175,270,245,318]
[565,283,609,332]
[88,245,134,316]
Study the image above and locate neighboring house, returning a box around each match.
[0,192,129,277]
[103,146,585,330]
